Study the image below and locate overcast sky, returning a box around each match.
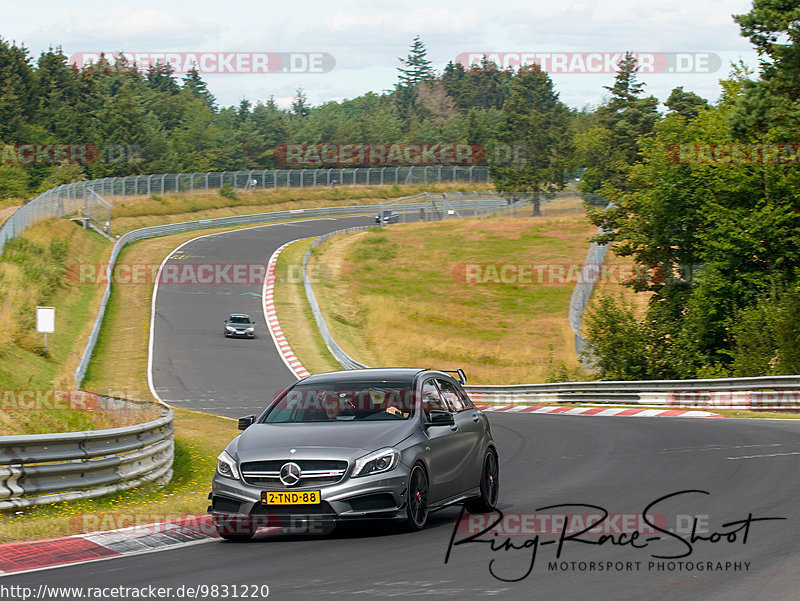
[1,0,760,111]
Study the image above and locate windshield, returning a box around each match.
[228,316,250,324]
[264,380,416,423]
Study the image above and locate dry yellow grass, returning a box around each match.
[109,182,494,234]
[307,195,597,383]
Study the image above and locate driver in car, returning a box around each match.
[369,390,408,418]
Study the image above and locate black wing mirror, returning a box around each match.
[238,414,256,430]
[427,410,454,426]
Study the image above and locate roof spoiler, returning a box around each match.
[437,369,467,385]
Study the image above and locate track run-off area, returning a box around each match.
[5,216,800,600]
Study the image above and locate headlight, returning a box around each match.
[226,326,235,331]
[216,450,240,480]
[352,448,400,478]
[246,327,254,332]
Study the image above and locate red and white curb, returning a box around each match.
[262,241,310,379]
[476,405,722,418]
[0,516,227,575]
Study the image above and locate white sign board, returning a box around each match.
[36,306,55,333]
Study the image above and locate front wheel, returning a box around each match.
[405,464,430,531]
[468,450,499,512]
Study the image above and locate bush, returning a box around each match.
[218,184,237,200]
[583,295,652,380]
[730,289,800,376]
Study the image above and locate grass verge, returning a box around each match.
[272,238,340,375]
[305,195,596,384]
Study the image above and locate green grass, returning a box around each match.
[0,220,111,397]
[272,238,341,375]
[305,197,596,384]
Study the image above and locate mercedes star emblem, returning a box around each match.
[279,462,302,486]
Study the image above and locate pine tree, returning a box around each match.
[579,52,659,195]
[490,64,571,215]
[291,88,310,118]
[396,35,434,87]
[0,38,36,140]
[181,67,216,111]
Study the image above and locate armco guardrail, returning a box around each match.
[464,376,800,410]
[0,396,173,510]
[0,166,491,255]
[75,192,503,387]
[568,201,613,362]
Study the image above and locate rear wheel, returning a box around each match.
[405,464,430,531]
[468,449,499,512]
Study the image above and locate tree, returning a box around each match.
[394,36,435,127]
[291,88,310,118]
[490,64,571,215]
[579,52,659,197]
[396,35,434,87]
[665,86,709,119]
[145,61,179,95]
[181,67,216,111]
[0,38,36,140]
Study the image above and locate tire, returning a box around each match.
[468,449,499,512]
[405,464,430,531]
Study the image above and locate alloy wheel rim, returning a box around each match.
[410,467,428,526]
[485,453,498,505]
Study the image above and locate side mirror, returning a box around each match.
[238,414,256,430]
[427,410,454,426]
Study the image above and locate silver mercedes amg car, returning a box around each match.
[208,368,499,540]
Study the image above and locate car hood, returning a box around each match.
[229,420,415,463]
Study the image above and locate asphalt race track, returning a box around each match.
[149,215,372,416]
[6,216,800,600]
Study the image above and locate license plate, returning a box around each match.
[262,490,321,505]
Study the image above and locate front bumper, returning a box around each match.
[209,466,410,525]
[225,329,255,338]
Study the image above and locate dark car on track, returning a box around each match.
[375,210,400,224]
[209,368,499,540]
[224,313,256,338]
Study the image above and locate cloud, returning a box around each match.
[29,4,221,51]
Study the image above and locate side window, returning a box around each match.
[456,386,476,410]
[436,379,464,412]
[421,379,447,416]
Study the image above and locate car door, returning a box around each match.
[420,378,464,502]
[439,379,486,494]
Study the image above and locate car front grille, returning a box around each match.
[241,459,348,488]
